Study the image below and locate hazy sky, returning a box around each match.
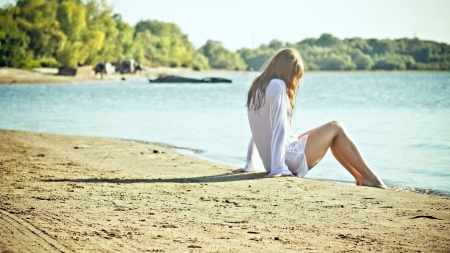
[1,0,449,50]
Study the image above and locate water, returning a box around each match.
[1,72,449,195]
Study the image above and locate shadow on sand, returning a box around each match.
[41,172,268,184]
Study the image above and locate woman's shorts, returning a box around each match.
[285,135,309,177]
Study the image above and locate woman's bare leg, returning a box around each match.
[300,127,363,183]
[330,146,363,185]
[302,121,386,188]
[299,128,362,183]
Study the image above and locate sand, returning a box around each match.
[0,67,102,84]
[0,130,449,252]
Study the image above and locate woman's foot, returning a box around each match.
[361,175,387,189]
[231,168,246,173]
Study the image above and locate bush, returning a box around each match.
[372,55,406,70]
[199,40,247,70]
[350,49,374,70]
[192,52,210,70]
[39,58,59,68]
[320,55,356,70]
[192,64,202,71]
[169,61,179,68]
[243,53,272,71]
[304,62,319,71]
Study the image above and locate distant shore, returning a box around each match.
[0,67,194,84]
[0,129,448,252]
[0,67,255,85]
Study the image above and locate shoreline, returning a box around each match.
[1,129,448,252]
[126,138,450,197]
[1,67,449,85]
[4,128,448,197]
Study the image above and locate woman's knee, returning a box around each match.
[328,120,343,130]
[326,120,346,136]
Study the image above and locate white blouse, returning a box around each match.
[243,79,309,176]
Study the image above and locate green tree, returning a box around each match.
[297,38,316,47]
[319,54,356,70]
[372,55,407,70]
[134,19,203,68]
[268,39,284,50]
[112,14,139,60]
[0,7,37,68]
[350,49,374,70]
[192,52,210,70]
[83,0,119,64]
[316,33,343,48]
[345,37,373,55]
[199,40,247,70]
[57,0,86,41]
[369,39,396,55]
[239,47,274,71]
[55,0,88,66]
[403,38,440,63]
[14,0,66,65]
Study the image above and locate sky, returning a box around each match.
[1,0,449,50]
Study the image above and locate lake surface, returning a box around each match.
[1,72,449,195]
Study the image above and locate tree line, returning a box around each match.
[1,0,449,71]
[241,34,450,71]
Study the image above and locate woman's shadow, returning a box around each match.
[41,172,267,184]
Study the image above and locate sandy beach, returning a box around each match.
[0,67,244,85]
[0,130,448,252]
[0,68,108,84]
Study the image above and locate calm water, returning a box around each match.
[1,72,449,195]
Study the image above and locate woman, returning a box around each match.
[233,48,386,189]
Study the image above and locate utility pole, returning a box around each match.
[252,33,254,49]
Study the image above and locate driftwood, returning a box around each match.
[149,75,232,83]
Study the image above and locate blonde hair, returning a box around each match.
[247,48,304,110]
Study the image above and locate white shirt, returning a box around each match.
[243,79,309,176]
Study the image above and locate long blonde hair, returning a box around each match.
[247,48,304,110]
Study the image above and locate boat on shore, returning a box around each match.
[148,75,232,83]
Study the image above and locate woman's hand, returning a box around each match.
[264,174,293,178]
[231,168,246,173]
